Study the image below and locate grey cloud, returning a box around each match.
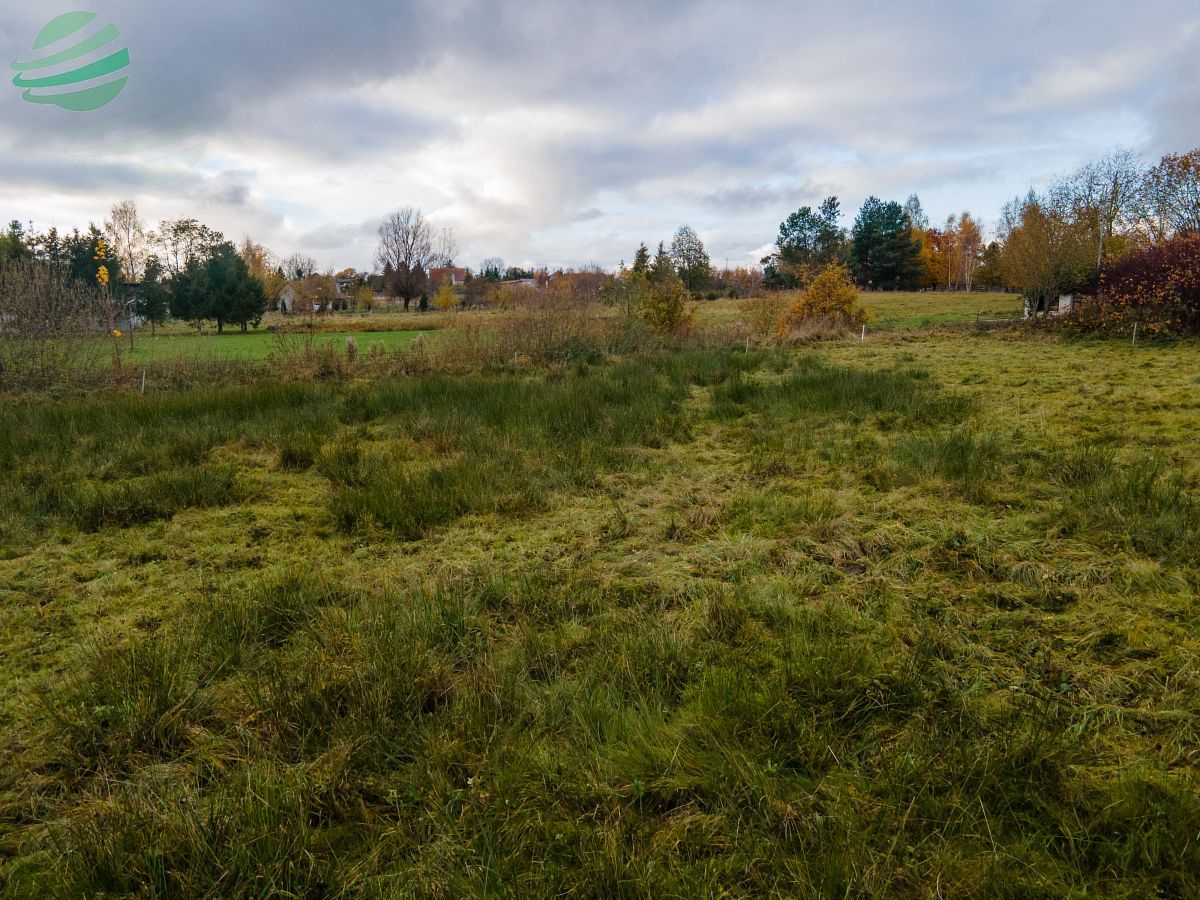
[698,183,825,215]
[2,1,1199,270]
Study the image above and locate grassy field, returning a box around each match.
[1,327,1198,895]
[112,292,1022,366]
[117,329,426,364]
[856,290,1022,328]
[690,290,1022,331]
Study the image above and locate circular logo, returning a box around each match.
[10,11,130,111]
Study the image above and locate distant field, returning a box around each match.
[120,329,425,364]
[698,291,1023,330]
[857,290,1022,328]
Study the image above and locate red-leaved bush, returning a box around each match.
[1094,233,1200,336]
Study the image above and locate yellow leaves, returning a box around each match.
[96,264,110,287]
[782,263,866,329]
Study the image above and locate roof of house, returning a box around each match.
[429,267,469,289]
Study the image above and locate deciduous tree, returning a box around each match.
[154,218,224,277]
[1141,149,1200,242]
[998,192,1092,316]
[376,207,435,311]
[669,225,712,294]
[105,200,149,284]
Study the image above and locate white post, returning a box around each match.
[140,371,146,395]
[1132,322,1138,347]
[860,325,866,342]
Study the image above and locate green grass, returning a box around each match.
[117,329,425,364]
[857,290,1023,328]
[697,290,1023,331]
[1,335,1199,895]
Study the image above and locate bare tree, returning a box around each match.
[433,226,458,268]
[281,253,318,281]
[105,200,149,284]
[479,257,506,280]
[376,207,435,311]
[1066,148,1146,271]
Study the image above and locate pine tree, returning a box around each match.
[849,197,924,289]
[631,243,651,276]
[649,241,674,283]
[135,256,171,335]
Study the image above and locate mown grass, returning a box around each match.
[1,336,1199,896]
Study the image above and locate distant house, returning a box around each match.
[278,276,350,314]
[428,267,469,291]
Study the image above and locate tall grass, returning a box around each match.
[4,348,1200,896]
[14,568,1197,897]
[1052,444,1199,561]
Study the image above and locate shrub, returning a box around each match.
[643,274,696,337]
[0,260,112,389]
[1093,233,1200,335]
[778,264,866,339]
[739,294,788,343]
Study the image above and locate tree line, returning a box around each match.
[4,145,1199,347]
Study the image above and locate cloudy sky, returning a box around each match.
[2,1,1198,273]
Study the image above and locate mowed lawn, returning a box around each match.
[121,329,427,364]
[2,330,1199,895]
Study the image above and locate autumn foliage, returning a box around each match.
[1093,233,1200,335]
[779,263,867,336]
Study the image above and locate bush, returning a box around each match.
[778,264,866,339]
[0,260,112,389]
[739,294,788,343]
[643,275,696,337]
[1093,233,1200,335]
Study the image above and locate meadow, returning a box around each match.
[1,311,1198,895]
[107,291,1022,367]
[118,329,425,365]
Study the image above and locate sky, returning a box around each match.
[2,1,1198,274]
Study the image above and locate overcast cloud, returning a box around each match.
[2,0,1198,271]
